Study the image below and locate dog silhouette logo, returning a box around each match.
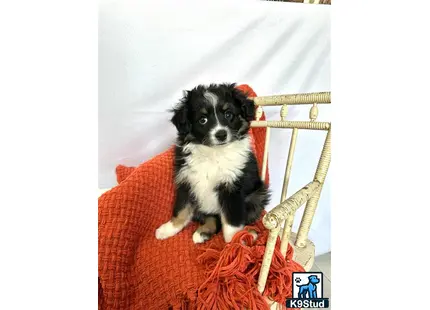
[286,272,329,308]
[296,275,320,298]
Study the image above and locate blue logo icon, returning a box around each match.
[297,274,320,298]
[286,272,329,308]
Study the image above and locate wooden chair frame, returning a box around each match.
[252,92,331,295]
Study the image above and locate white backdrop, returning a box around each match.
[99,0,331,255]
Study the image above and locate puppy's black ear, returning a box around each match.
[170,92,191,135]
[231,85,255,121]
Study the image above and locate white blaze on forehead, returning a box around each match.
[204,92,219,123]
[203,91,218,107]
[204,91,231,144]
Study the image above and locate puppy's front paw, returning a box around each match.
[155,221,180,240]
[222,224,244,243]
[223,234,233,243]
[192,230,210,244]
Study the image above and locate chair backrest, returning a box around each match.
[251,92,331,293]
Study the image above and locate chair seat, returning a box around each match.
[287,232,315,272]
[99,185,317,273]
[99,187,316,273]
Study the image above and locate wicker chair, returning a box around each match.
[98,91,331,308]
[250,92,331,300]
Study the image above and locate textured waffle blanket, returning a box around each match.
[98,85,303,310]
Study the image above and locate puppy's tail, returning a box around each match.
[244,181,271,225]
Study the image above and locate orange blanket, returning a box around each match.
[98,85,303,310]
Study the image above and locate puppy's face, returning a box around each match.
[171,84,255,146]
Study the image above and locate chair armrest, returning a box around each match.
[263,181,321,230]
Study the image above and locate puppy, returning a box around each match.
[155,83,270,243]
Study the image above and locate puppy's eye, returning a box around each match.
[199,117,208,125]
[224,111,233,120]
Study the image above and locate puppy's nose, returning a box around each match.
[215,130,227,142]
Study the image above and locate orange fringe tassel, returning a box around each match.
[196,220,304,310]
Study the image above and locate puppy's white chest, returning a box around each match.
[178,138,250,214]
[188,152,234,182]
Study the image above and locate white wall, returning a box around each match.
[99,0,331,255]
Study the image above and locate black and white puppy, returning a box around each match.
[155,83,270,243]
